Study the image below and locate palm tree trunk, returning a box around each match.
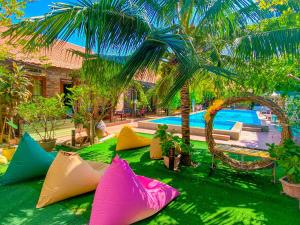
[180,83,190,146]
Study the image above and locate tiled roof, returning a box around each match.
[0,27,157,83]
[0,27,85,70]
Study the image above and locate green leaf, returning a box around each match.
[3,0,152,54]
[6,120,18,129]
[234,28,300,60]
[287,167,295,175]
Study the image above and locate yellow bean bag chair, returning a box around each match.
[2,147,16,161]
[116,126,151,151]
[36,151,109,208]
[0,155,8,165]
[150,138,163,159]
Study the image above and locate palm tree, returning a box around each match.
[3,0,300,147]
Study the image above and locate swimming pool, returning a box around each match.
[150,109,261,130]
[276,125,300,138]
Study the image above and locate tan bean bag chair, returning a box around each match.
[150,138,163,159]
[36,151,109,208]
[116,126,151,151]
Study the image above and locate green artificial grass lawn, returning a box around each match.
[0,133,299,225]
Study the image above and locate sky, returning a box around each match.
[23,0,85,47]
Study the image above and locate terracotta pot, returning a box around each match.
[280,177,300,199]
[39,139,56,152]
[163,156,181,171]
[180,152,192,166]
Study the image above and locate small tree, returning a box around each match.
[18,95,66,142]
[0,62,31,143]
[67,84,116,145]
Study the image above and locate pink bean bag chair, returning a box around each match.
[90,156,180,225]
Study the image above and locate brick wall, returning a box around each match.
[45,67,73,97]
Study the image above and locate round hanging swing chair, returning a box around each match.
[205,94,292,171]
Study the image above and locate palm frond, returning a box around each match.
[234,28,300,60]
[67,50,125,88]
[117,27,194,88]
[135,0,178,26]
[161,62,238,105]
[3,0,152,54]
[196,0,269,37]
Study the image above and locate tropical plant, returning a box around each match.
[0,0,31,26]
[154,124,192,156]
[154,124,179,156]
[127,80,150,115]
[3,0,300,148]
[147,65,181,115]
[154,124,169,154]
[0,62,31,143]
[269,139,300,183]
[67,84,113,144]
[285,96,300,128]
[18,95,67,142]
[0,63,31,108]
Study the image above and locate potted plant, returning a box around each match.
[155,125,181,170]
[18,95,67,151]
[268,139,300,200]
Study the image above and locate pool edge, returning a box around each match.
[137,119,242,141]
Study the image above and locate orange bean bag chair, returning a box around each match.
[36,151,109,208]
[116,126,151,151]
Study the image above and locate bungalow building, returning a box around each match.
[0,27,156,113]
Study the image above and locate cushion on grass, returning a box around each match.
[0,133,55,185]
[2,147,16,161]
[89,155,179,225]
[36,151,109,208]
[116,126,151,151]
[150,137,163,159]
[0,155,8,165]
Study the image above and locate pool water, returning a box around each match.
[276,125,300,138]
[150,109,261,131]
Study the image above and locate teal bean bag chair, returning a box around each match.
[0,133,56,185]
